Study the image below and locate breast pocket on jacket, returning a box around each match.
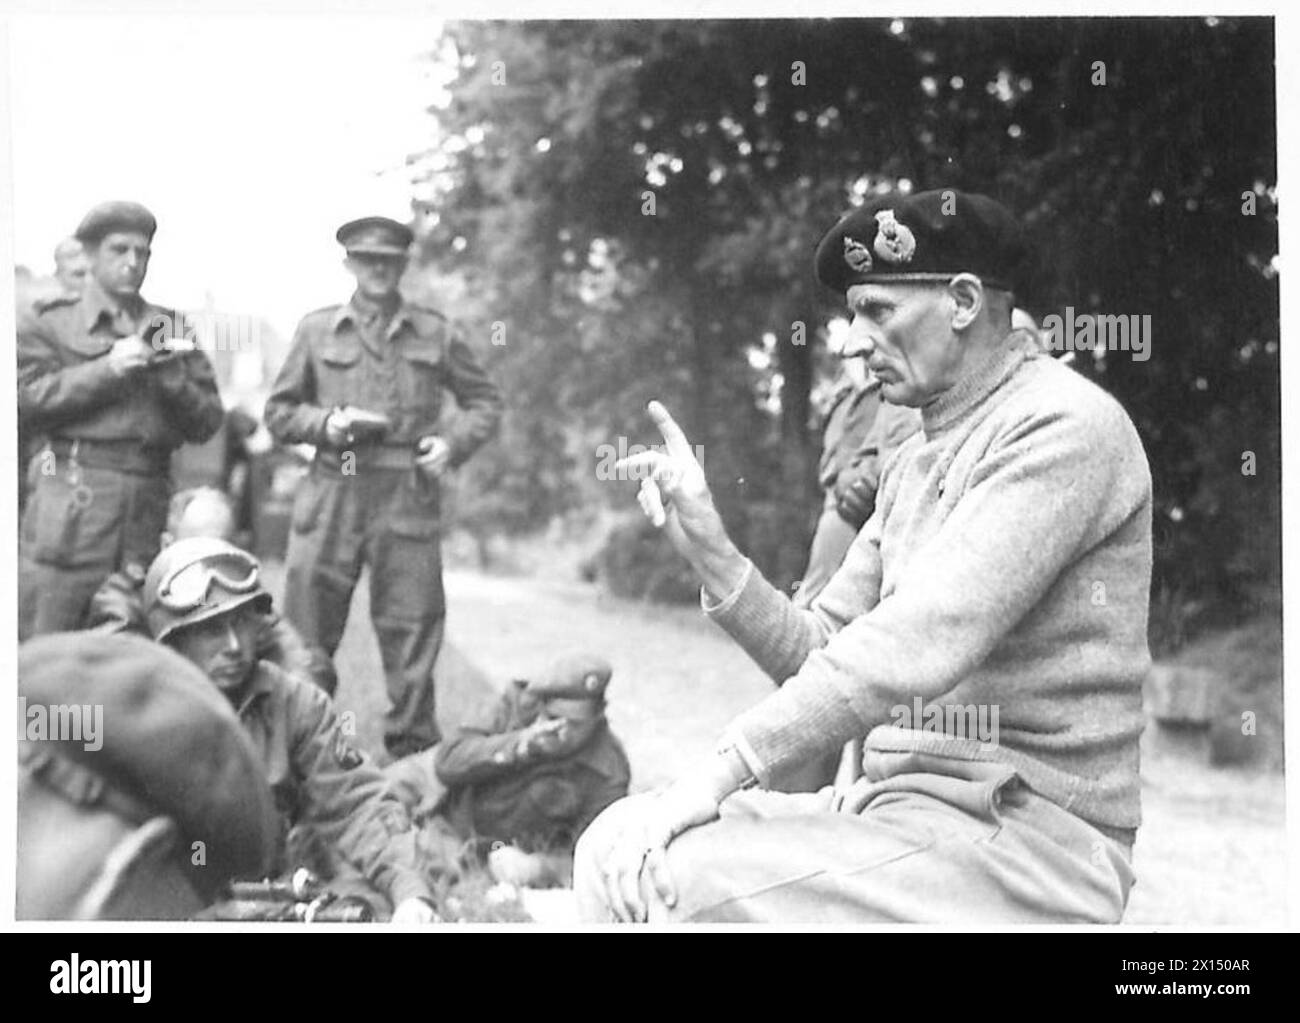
[399,344,447,417]
[315,344,361,407]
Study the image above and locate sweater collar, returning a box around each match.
[919,329,1034,436]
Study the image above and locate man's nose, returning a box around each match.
[223,622,243,652]
[841,316,877,358]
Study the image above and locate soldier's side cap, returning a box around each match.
[19,632,279,889]
[75,201,158,245]
[336,216,414,255]
[814,189,1026,296]
[526,652,613,700]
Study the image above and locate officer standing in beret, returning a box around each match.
[576,189,1152,923]
[141,537,441,923]
[385,652,631,885]
[265,216,503,759]
[18,632,278,919]
[17,201,224,639]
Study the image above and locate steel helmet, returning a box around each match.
[143,538,272,643]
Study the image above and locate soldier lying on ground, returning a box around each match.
[384,653,631,888]
[18,632,278,919]
[86,485,338,694]
[141,537,440,923]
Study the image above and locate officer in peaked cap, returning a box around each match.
[17,199,224,640]
[575,187,1152,925]
[335,216,415,254]
[17,632,278,919]
[265,216,503,760]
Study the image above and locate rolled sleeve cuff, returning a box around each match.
[699,560,755,616]
[729,670,869,786]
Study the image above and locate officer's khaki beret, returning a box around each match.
[19,632,278,893]
[525,652,613,701]
[336,216,413,255]
[75,201,158,245]
[814,189,1026,295]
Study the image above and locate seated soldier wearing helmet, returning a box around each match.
[86,486,338,694]
[141,536,439,924]
[385,653,631,888]
[18,632,278,920]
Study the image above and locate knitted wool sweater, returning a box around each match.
[707,337,1153,830]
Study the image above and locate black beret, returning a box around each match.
[19,632,279,891]
[336,216,413,255]
[525,652,613,701]
[75,201,157,245]
[814,189,1026,295]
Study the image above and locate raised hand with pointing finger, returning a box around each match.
[615,401,749,599]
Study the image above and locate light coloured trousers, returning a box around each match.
[575,746,1135,924]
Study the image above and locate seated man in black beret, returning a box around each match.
[385,653,631,888]
[140,537,440,923]
[575,189,1151,923]
[18,632,278,919]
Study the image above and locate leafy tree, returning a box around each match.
[412,17,1278,645]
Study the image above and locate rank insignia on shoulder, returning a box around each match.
[843,236,873,273]
[873,210,917,264]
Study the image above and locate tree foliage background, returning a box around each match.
[408,16,1278,652]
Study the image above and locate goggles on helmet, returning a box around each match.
[156,550,261,613]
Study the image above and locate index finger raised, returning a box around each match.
[647,401,696,460]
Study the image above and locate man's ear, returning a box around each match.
[946,274,984,332]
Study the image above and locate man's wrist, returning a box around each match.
[703,741,758,804]
[691,536,747,600]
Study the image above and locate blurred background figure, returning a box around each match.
[53,237,91,295]
[16,237,91,517]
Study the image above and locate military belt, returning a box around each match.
[314,444,417,473]
[46,437,171,477]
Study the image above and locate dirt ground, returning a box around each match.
[269,563,1288,927]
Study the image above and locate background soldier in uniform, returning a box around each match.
[18,632,278,920]
[16,237,91,516]
[17,201,224,639]
[265,216,503,759]
[142,537,440,923]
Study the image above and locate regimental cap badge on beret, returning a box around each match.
[814,189,1026,295]
[843,236,873,273]
[872,209,916,264]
